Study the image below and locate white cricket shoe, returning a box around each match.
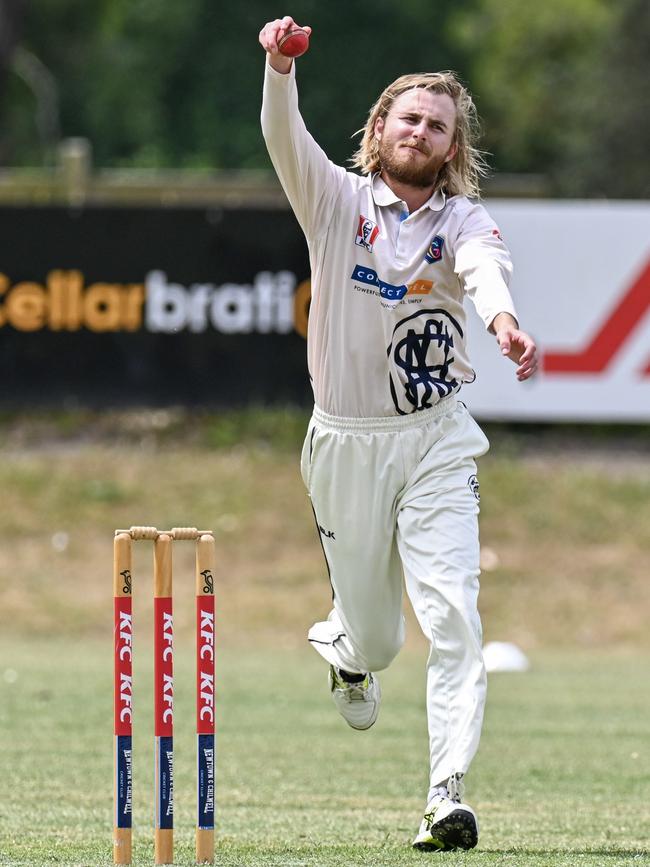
[412,790,479,852]
[328,666,381,730]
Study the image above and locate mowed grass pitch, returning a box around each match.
[0,410,649,865]
[1,639,649,866]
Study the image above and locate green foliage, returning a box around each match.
[4,0,468,168]
[445,0,649,196]
[562,0,650,197]
[2,0,647,194]
[451,0,612,174]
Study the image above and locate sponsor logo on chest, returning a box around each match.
[355,215,380,252]
[351,265,432,302]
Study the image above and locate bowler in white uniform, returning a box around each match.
[259,15,537,852]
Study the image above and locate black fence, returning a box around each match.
[0,206,312,407]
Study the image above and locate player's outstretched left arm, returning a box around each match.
[492,312,538,381]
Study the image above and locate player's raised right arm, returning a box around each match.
[260,17,346,241]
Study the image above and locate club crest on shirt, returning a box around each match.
[387,308,462,414]
[424,234,445,264]
[355,215,380,252]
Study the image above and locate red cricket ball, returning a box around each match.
[278,28,310,58]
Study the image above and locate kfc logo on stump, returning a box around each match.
[355,216,380,252]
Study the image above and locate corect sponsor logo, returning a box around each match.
[351,265,433,301]
[115,735,133,828]
[197,734,215,829]
[351,265,408,301]
[156,735,174,829]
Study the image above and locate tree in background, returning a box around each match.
[0,0,647,197]
[0,0,469,169]
[0,0,26,162]
[448,0,649,197]
[563,0,649,197]
[450,0,612,188]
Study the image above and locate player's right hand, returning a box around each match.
[259,17,312,73]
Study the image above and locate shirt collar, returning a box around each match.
[370,173,447,212]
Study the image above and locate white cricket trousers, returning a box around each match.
[301,396,489,796]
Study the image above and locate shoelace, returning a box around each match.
[333,671,370,700]
[343,682,369,700]
[447,772,465,802]
[425,773,465,822]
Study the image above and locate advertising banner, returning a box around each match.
[1,201,648,420]
[463,201,650,422]
[0,206,312,407]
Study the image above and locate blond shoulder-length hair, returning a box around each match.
[350,72,487,198]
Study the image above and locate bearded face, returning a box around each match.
[374,89,457,190]
[377,135,450,188]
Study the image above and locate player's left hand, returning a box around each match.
[495,325,538,381]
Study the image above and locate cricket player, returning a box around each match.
[259,16,537,852]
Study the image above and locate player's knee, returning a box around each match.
[357,633,404,672]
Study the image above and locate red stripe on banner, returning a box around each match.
[114,597,133,737]
[154,597,173,737]
[543,259,650,374]
[196,596,215,735]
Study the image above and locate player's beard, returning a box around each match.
[378,138,448,189]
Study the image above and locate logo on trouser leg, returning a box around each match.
[319,525,336,540]
[468,474,480,501]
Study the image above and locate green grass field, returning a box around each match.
[0,410,649,865]
[1,640,649,866]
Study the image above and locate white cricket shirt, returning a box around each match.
[262,61,518,418]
